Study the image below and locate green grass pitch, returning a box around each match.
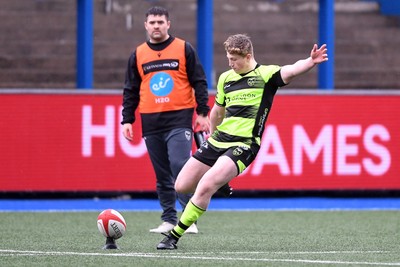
[1,211,400,266]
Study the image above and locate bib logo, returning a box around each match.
[150,72,174,96]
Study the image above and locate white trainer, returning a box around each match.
[149,222,175,233]
[185,223,198,234]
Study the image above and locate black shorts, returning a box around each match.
[193,140,257,174]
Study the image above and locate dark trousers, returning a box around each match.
[144,128,193,225]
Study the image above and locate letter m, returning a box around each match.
[293,125,333,175]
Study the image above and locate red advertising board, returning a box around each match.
[0,90,399,192]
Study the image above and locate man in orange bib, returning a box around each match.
[121,6,210,234]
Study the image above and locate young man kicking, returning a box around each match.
[157,34,328,249]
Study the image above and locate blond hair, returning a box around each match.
[223,34,254,57]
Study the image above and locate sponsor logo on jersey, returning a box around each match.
[142,59,179,74]
[150,72,174,96]
[225,93,257,104]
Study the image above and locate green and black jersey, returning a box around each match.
[208,64,286,152]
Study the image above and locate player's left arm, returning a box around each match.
[280,44,328,84]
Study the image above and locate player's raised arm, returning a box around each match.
[280,44,328,84]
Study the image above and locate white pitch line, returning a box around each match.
[0,249,399,266]
[171,250,390,255]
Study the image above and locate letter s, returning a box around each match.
[363,124,391,176]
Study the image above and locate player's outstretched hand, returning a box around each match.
[311,44,328,64]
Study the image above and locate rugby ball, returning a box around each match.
[97,209,126,239]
